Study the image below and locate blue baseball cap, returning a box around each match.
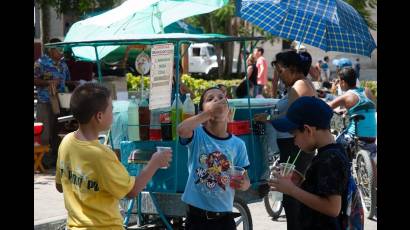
[271,96,333,132]
[332,58,352,68]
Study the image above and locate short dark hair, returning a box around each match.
[255,47,264,55]
[338,67,357,87]
[273,49,304,74]
[299,51,312,76]
[324,56,329,62]
[70,83,111,124]
[322,81,332,89]
[198,87,225,112]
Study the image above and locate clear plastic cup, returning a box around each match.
[156,146,172,169]
[279,163,296,177]
[228,166,245,189]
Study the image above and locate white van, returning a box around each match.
[188,43,218,76]
[188,43,244,77]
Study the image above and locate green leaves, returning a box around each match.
[126,73,243,104]
[360,80,377,97]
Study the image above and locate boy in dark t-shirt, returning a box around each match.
[269,96,349,230]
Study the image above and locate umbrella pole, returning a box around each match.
[242,40,256,180]
[153,3,164,34]
[94,46,103,82]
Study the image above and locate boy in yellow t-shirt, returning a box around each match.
[55,83,172,230]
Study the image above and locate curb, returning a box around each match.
[34,216,66,230]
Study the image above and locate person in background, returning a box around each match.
[315,60,323,82]
[34,38,78,168]
[255,49,317,230]
[317,81,336,102]
[253,47,268,96]
[354,58,361,80]
[172,62,195,103]
[321,56,330,82]
[235,80,254,99]
[64,47,94,91]
[332,58,361,95]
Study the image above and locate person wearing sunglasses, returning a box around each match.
[34,38,76,168]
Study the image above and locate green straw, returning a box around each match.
[282,156,291,176]
[291,149,302,167]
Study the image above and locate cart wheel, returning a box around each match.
[264,192,283,219]
[233,198,253,230]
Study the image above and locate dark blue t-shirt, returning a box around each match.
[299,143,349,230]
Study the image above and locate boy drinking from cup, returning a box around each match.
[269,96,349,230]
[178,87,250,230]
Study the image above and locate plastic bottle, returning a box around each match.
[149,109,161,141]
[139,93,150,141]
[182,93,195,121]
[160,107,173,141]
[127,96,140,141]
[171,94,183,140]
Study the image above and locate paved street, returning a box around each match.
[248,200,377,230]
[35,170,377,230]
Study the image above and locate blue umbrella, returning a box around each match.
[236,0,376,57]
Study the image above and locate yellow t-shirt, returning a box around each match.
[56,132,135,230]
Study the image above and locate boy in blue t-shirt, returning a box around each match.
[178,87,250,230]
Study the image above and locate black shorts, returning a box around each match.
[277,138,314,179]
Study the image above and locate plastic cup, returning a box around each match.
[228,166,245,189]
[156,146,172,169]
[279,163,295,177]
[269,168,283,201]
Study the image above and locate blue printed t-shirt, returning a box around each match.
[34,55,70,103]
[180,126,250,212]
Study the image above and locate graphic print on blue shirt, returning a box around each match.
[195,150,231,191]
[180,126,249,212]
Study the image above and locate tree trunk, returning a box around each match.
[237,41,244,75]
[223,18,235,78]
[40,3,50,52]
[236,18,243,75]
[216,43,223,78]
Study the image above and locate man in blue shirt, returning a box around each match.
[34,38,77,167]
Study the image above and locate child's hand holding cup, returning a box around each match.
[228,166,245,189]
[153,146,173,169]
[268,163,296,199]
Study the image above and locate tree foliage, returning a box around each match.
[35,0,120,16]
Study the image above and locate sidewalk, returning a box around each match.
[34,169,67,230]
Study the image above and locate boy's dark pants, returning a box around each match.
[277,138,314,230]
[185,205,236,230]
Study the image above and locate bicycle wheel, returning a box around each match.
[264,192,283,219]
[233,197,253,230]
[355,149,376,219]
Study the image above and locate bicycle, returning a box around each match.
[263,153,284,220]
[333,112,377,219]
